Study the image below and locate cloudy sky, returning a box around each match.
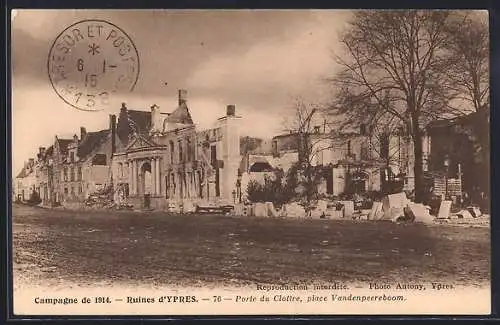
[11,9,350,175]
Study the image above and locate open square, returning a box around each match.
[13,205,490,289]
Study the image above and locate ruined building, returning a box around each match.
[110,89,242,209]
[15,89,242,209]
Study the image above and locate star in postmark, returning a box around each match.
[88,43,100,56]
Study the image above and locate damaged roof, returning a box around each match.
[45,145,54,157]
[15,167,29,179]
[128,109,152,134]
[77,129,110,160]
[56,138,73,155]
[166,102,194,125]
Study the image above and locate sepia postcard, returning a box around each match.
[10,9,491,316]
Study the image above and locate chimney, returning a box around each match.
[80,127,87,140]
[109,114,117,154]
[121,102,127,112]
[226,105,236,117]
[39,147,46,157]
[151,104,160,133]
[73,134,78,141]
[178,89,187,106]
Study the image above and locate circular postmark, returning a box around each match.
[48,19,140,111]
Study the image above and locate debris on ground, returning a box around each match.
[467,206,482,218]
[381,192,409,216]
[182,201,197,213]
[437,200,452,219]
[284,202,306,218]
[84,184,115,209]
[231,190,487,227]
[455,209,473,219]
[253,202,267,217]
[308,200,328,219]
[265,202,278,218]
[406,202,434,224]
[339,201,355,218]
[368,202,383,220]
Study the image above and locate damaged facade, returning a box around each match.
[16,90,242,209]
[425,112,488,202]
[15,89,477,208]
[22,125,114,206]
[247,124,433,197]
[112,90,240,209]
[14,158,37,202]
[110,90,242,209]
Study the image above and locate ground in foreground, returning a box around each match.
[12,204,490,288]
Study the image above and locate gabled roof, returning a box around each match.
[16,167,29,179]
[128,109,152,134]
[77,129,110,160]
[166,102,193,125]
[45,145,54,158]
[126,133,159,151]
[427,112,481,130]
[57,138,73,155]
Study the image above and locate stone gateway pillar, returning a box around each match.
[128,162,133,195]
[132,160,138,195]
[155,158,161,196]
[151,158,157,195]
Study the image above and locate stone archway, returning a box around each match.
[138,161,153,196]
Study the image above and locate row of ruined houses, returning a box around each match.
[14,89,480,209]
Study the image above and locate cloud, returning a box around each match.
[186,11,347,111]
[11,10,350,176]
[12,10,329,93]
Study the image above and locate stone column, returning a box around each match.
[128,161,133,195]
[151,158,157,195]
[156,158,161,196]
[193,171,197,198]
[190,172,195,198]
[132,160,137,195]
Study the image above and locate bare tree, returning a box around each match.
[444,12,489,113]
[282,97,333,204]
[329,10,459,202]
[443,11,490,194]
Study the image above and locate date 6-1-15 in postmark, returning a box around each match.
[48,19,140,111]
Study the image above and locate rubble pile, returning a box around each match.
[435,204,489,226]
[181,201,197,213]
[85,185,115,209]
[309,200,328,219]
[253,202,267,217]
[365,192,433,224]
[234,191,488,227]
[85,184,132,210]
[233,204,252,217]
[283,202,306,218]
[266,202,279,218]
[363,193,488,226]
[167,202,180,213]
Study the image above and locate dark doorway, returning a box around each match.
[325,169,333,194]
[215,168,220,197]
[144,193,151,209]
[210,145,217,166]
[198,170,203,198]
[165,176,169,199]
